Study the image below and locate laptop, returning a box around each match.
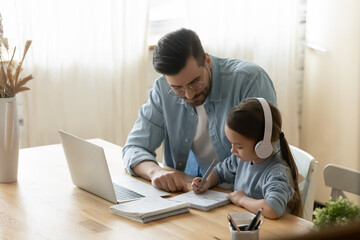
[58,130,170,203]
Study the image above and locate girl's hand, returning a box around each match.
[227,190,278,219]
[191,177,210,193]
[227,190,247,206]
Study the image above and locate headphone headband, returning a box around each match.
[254,98,273,158]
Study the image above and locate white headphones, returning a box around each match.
[254,98,273,158]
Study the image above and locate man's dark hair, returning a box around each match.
[153,28,205,75]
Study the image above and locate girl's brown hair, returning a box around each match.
[226,98,303,217]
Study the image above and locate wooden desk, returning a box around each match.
[0,139,313,240]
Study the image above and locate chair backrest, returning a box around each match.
[290,145,318,221]
[324,164,360,200]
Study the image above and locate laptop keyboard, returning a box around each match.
[113,183,145,201]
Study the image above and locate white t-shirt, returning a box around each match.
[192,105,234,190]
[192,105,219,174]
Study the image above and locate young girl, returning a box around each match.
[192,98,302,219]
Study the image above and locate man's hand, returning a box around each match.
[150,168,188,192]
[133,161,188,192]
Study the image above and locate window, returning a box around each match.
[148,0,189,47]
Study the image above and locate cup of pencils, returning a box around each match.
[228,208,263,240]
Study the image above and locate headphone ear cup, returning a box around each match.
[255,140,273,158]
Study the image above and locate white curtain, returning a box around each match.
[186,0,302,146]
[2,0,149,147]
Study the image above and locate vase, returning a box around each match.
[0,97,20,182]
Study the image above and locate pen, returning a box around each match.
[228,214,241,232]
[246,208,263,231]
[197,159,217,191]
[254,216,262,230]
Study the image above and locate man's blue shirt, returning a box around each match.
[122,55,277,177]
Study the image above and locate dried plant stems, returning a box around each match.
[0,40,33,98]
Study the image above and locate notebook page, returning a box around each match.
[110,196,188,217]
[171,190,229,210]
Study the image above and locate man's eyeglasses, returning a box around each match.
[168,68,206,97]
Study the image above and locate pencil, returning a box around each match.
[228,214,241,232]
[246,208,263,231]
[254,216,262,230]
[197,159,217,190]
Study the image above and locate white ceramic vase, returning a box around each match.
[0,97,19,182]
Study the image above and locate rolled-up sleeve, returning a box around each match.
[122,86,164,176]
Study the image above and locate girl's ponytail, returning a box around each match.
[279,133,303,217]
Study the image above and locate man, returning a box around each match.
[122,28,277,192]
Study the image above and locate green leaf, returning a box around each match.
[313,196,360,230]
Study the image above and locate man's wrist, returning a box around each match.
[147,163,163,179]
[133,160,160,180]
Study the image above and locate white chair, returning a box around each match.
[290,145,318,221]
[324,164,360,200]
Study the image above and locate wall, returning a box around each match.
[301,0,360,204]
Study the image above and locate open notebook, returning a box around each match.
[109,196,190,223]
[170,190,230,211]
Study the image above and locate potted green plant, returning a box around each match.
[313,196,360,230]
